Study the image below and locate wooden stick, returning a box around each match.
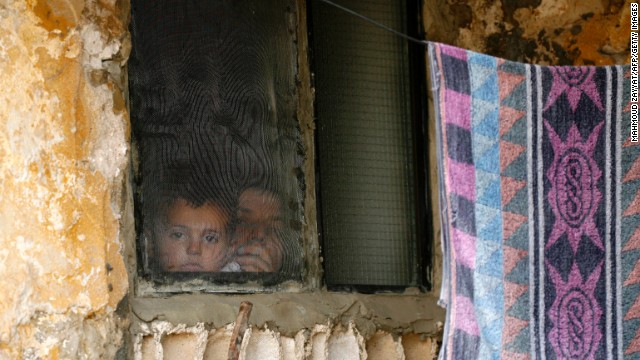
[228,301,253,360]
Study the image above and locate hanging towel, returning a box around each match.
[429,42,638,360]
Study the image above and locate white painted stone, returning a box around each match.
[280,335,296,360]
[242,327,281,360]
[327,325,366,360]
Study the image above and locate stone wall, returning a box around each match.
[135,324,437,360]
[0,0,130,358]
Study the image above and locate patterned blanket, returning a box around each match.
[429,42,639,359]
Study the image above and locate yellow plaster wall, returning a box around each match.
[0,0,130,357]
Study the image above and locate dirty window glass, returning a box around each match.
[128,0,303,286]
[311,0,429,289]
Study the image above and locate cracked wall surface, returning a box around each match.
[425,0,631,65]
[0,0,130,358]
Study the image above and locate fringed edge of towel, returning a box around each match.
[427,41,453,360]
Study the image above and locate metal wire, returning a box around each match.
[316,0,429,46]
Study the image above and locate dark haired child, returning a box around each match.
[156,197,240,272]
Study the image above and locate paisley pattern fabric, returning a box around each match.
[429,42,639,359]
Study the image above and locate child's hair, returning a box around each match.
[150,191,234,234]
[144,160,237,227]
[141,169,236,272]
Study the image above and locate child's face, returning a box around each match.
[157,198,230,272]
[231,188,285,272]
[233,188,283,247]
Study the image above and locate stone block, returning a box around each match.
[141,336,157,360]
[161,333,199,360]
[244,328,280,360]
[203,327,232,360]
[367,331,404,360]
[402,333,436,360]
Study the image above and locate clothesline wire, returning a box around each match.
[315,0,429,46]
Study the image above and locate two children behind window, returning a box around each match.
[150,186,285,274]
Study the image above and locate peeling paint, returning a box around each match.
[133,322,439,360]
[0,0,129,357]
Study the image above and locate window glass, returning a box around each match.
[129,0,303,285]
[311,0,425,288]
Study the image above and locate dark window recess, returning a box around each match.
[129,0,304,287]
[310,0,430,290]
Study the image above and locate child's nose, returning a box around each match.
[186,238,202,255]
[254,222,275,239]
[250,226,265,240]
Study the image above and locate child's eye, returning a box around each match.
[171,231,186,240]
[203,233,219,243]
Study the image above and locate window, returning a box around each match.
[128,0,430,294]
[310,0,430,290]
[128,0,305,292]
[127,0,443,341]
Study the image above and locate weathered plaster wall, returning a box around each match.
[0,0,130,357]
[425,0,631,65]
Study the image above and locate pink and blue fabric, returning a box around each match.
[429,42,640,359]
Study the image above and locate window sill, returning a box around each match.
[130,290,445,337]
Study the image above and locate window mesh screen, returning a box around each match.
[312,0,417,286]
[129,0,304,284]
